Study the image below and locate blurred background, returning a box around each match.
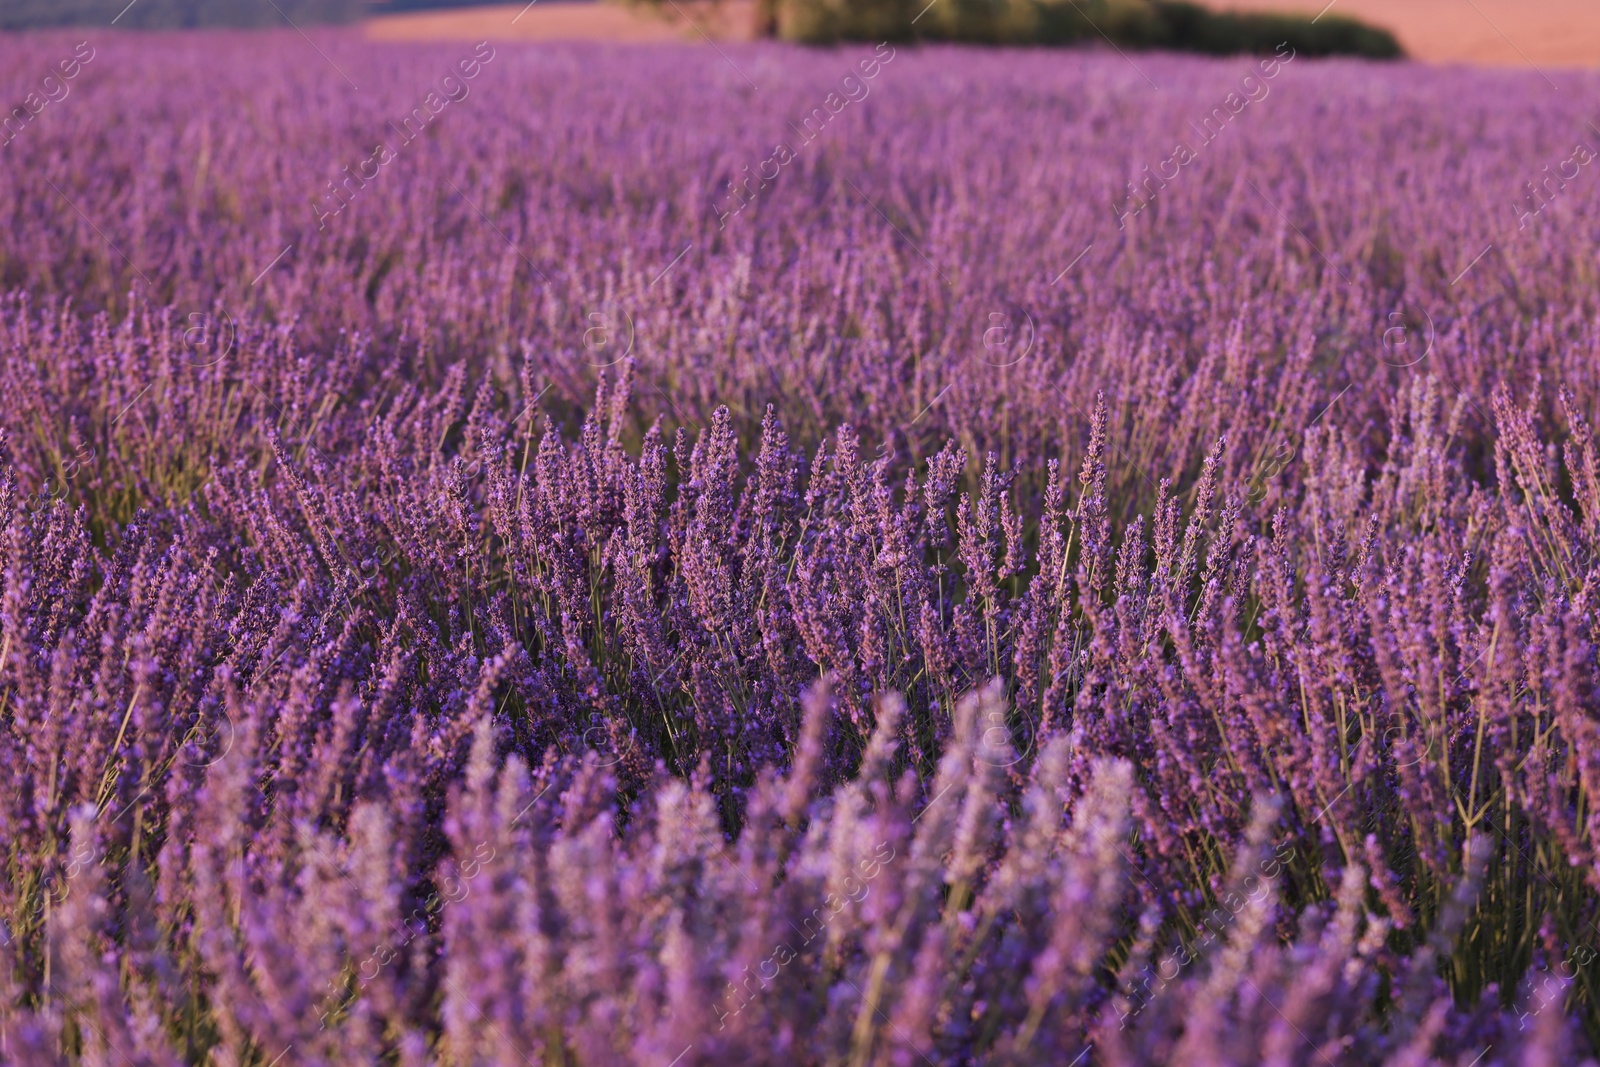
[7,0,1590,65]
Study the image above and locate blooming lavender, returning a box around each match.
[0,25,1599,1066]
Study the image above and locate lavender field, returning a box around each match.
[3,23,1600,1066]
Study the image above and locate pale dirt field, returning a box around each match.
[365,1,760,44]
[1220,0,1600,67]
[367,0,1600,68]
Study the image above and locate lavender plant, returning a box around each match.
[0,26,1599,1066]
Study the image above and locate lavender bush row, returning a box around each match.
[1,28,1600,1066]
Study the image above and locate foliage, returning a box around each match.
[767,0,1402,56]
[1140,1,1403,58]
